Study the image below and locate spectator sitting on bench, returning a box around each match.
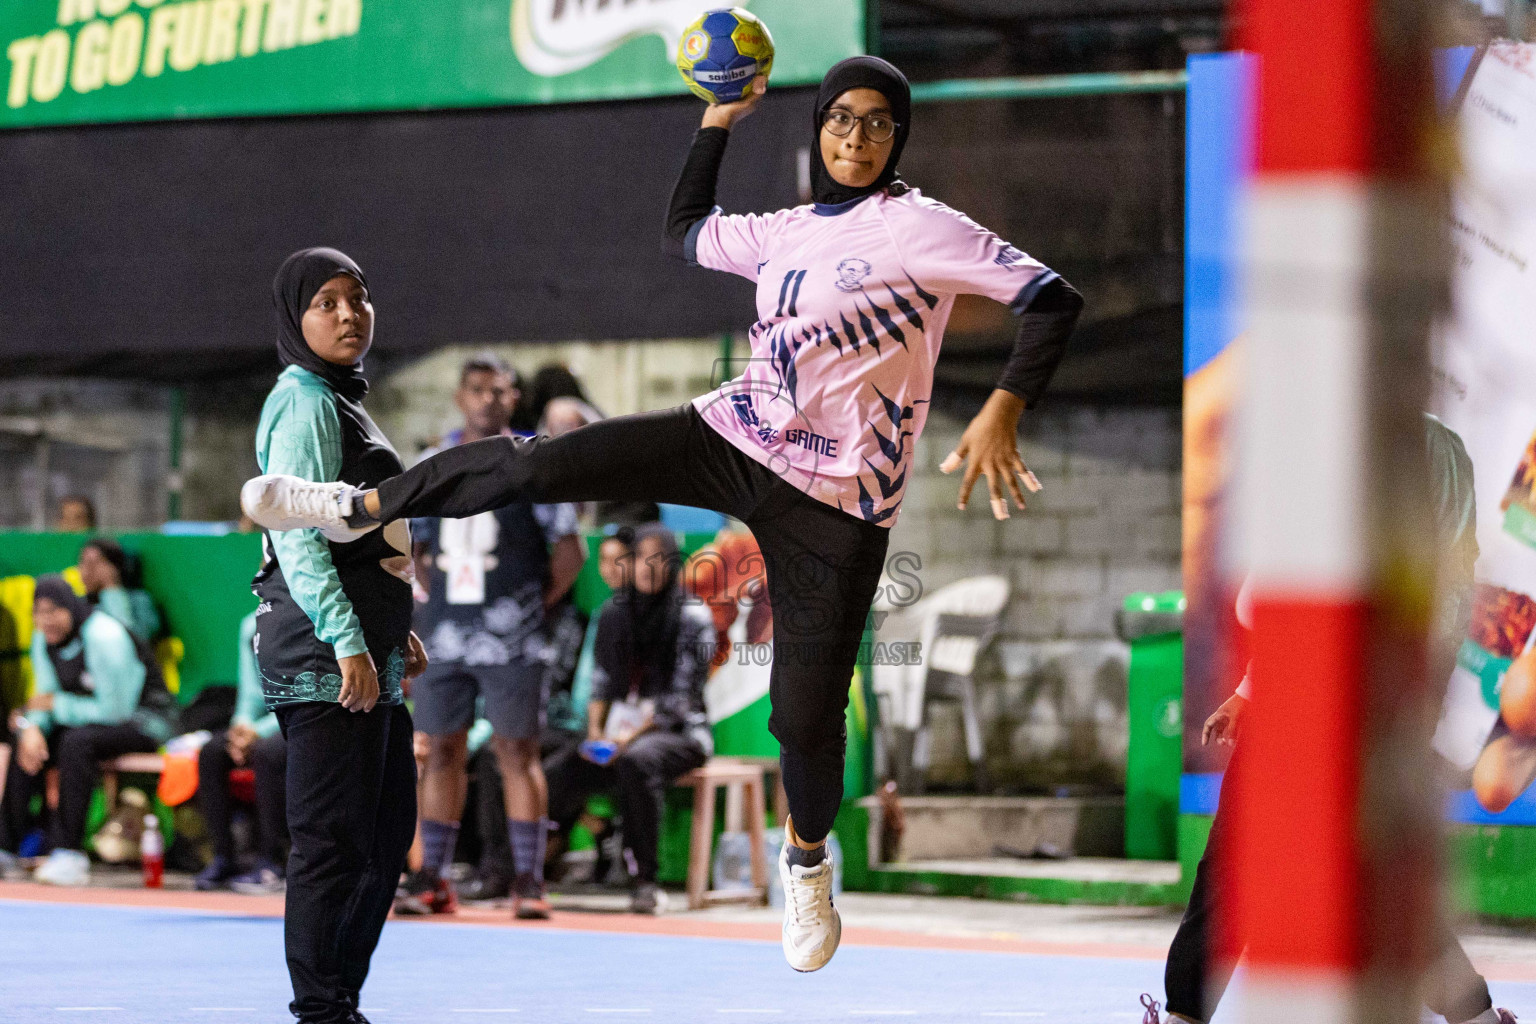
[544,523,715,915]
[196,610,288,894]
[2,575,175,886]
[77,537,162,643]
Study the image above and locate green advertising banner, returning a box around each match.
[2,0,861,129]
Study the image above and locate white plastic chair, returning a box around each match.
[872,575,1009,793]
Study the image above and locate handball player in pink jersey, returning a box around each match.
[242,55,1082,973]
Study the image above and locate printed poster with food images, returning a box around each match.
[1430,43,1536,821]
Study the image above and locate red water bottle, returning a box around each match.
[141,814,164,888]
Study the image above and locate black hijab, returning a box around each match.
[272,247,370,401]
[81,537,129,590]
[811,56,912,207]
[34,574,91,651]
[602,523,686,693]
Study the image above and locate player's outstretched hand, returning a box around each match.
[703,75,768,131]
[338,651,380,713]
[942,389,1041,521]
[1202,693,1247,747]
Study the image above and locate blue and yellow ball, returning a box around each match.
[675,8,774,104]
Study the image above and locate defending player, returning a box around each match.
[242,56,1082,972]
[396,354,585,920]
[1143,417,1513,1024]
[252,248,427,1024]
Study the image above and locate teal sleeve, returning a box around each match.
[97,588,134,633]
[53,614,146,728]
[233,612,279,737]
[257,384,368,659]
[129,590,161,642]
[98,588,160,642]
[26,630,58,735]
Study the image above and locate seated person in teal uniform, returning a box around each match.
[77,537,162,643]
[195,610,288,894]
[2,576,175,887]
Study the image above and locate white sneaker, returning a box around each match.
[240,474,376,543]
[779,843,840,972]
[33,848,90,887]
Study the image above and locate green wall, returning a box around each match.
[0,531,263,701]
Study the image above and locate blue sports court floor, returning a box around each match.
[7,897,1536,1024]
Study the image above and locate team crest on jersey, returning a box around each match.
[994,244,1029,268]
[834,258,873,292]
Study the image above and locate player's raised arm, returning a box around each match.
[662,75,767,261]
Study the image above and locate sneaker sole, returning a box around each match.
[783,907,841,973]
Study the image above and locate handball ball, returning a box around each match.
[676,8,774,104]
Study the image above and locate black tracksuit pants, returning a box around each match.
[198,731,289,865]
[545,730,708,883]
[277,701,416,1024]
[0,723,157,853]
[373,405,890,845]
[1164,746,1494,1023]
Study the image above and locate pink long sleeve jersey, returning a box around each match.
[690,188,1052,527]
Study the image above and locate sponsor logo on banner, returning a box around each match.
[511,0,742,77]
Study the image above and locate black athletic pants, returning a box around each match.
[545,730,708,883]
[278,701,416,1024]
[198,731,289,865]
[1164,746,1493,1023]
[373,405,890,845]
[0,723,158,853]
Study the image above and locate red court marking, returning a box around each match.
[0,881,1167,961]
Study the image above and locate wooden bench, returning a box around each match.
[101,753,165,813]
[676,758,769,911]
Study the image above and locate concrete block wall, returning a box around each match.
[0,379,171,529]
[883,404,1181,793]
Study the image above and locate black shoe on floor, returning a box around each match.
[459,871,513,902]
[630,881,665,915]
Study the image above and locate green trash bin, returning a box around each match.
[1119,590,1184,861]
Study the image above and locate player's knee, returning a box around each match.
[491,736,537,773]
[425,732,469,773]
[770,714,843,762]
[507,435,558,499]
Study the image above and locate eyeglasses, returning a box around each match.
[821,108,900,144]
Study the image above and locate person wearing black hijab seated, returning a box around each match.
[543,523,714,914]
[251,248,428,1024]
[2,575,173,887]
[242,60,1081,972]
